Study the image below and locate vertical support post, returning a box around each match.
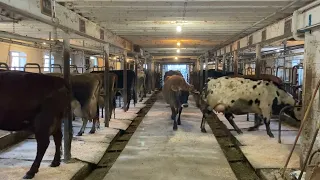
[134,55,138,103]
[222,54,226,74]
[104,44,110,127]
[256,43,262,78]
[205,53,209,82]
[147,58,152,93]
[199,56,204,91]
[62,31,72,162]
[123,52,128,111]
[233,50,239,75]
[151,59,155,91]
[283,41,287,81]
[215,56,219,71]
[254,43,262,124]
[49,32,52,72]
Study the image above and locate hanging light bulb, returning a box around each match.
[177,49,180,53]
[177,42,181,46]
[175,57,178,60]
[176,26,182,32]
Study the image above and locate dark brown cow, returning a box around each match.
[0,71,69,179]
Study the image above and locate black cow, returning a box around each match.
[109,70,136,111]
[0,71,69,179]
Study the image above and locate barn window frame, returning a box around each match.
[43,54,54,72]
[10,51,27,71]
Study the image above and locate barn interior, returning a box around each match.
[1,0,320,180]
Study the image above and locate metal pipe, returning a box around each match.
[278,105,294,143]
[0,30,57,45]
[216,0,304,48]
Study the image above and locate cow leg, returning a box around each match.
[101,107,104,118]
[170,106,176,120]
[177,107,183,125]
[77,118,88,136]
[89,118,97,134]
[24,132,50,179]
[248,115,262,131]
[50,128,62,167]
[200,114,207,133]
[264,117,274,138]
[225,112,242,134]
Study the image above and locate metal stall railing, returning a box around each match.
[50,64,63,73]
[0,62,9,70]
[277,64,304,143]
[23,63,42,73]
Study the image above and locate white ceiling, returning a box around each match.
[56,0,312,60]
[0,0,313,61]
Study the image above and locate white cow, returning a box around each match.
[197,76,302,137]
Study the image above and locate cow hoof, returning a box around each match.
[237,130,243,134]
[177,121,181,125]
[89,130,95,134]
[201,128,207,133]
[50,161,60,167]
[23,174,34,179]
[77,132,83,136]
[248,127,258,131]
[23,172,36,179]
[268,132,275,138]
[173,127,178,131]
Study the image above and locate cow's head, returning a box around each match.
[273,88,302,121]
[179,90,190,107]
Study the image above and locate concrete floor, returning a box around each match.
[218,114,300,169]
[103,94,237,180]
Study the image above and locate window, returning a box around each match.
[90,56,98,66]
[10,51,26,71]
[44,54,54,72]
[70,58,72,65]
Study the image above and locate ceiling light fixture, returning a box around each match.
[43,42,46,45]
[176,26,182,32]
[177,42,181,46]
[175,57,178,60]
[177,49,180,53]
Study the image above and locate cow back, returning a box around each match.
[0,71,68,131]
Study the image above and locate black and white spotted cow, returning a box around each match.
[197,76,302,138]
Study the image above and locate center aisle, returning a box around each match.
[103,93,237,180]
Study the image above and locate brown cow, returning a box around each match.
[0,71,69,179]
[162,75,193,130]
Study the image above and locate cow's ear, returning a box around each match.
[171,85,179,91]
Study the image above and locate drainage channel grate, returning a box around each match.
[83,93,158,180]
[205,115,261,180]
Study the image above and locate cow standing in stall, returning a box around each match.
[90,71,118,120]
[137,69,146,102]
[48,73,102,136]
[0,71,69,179]
[195,76,301,137]
[162,70,193,130]
[109,70,137,111]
